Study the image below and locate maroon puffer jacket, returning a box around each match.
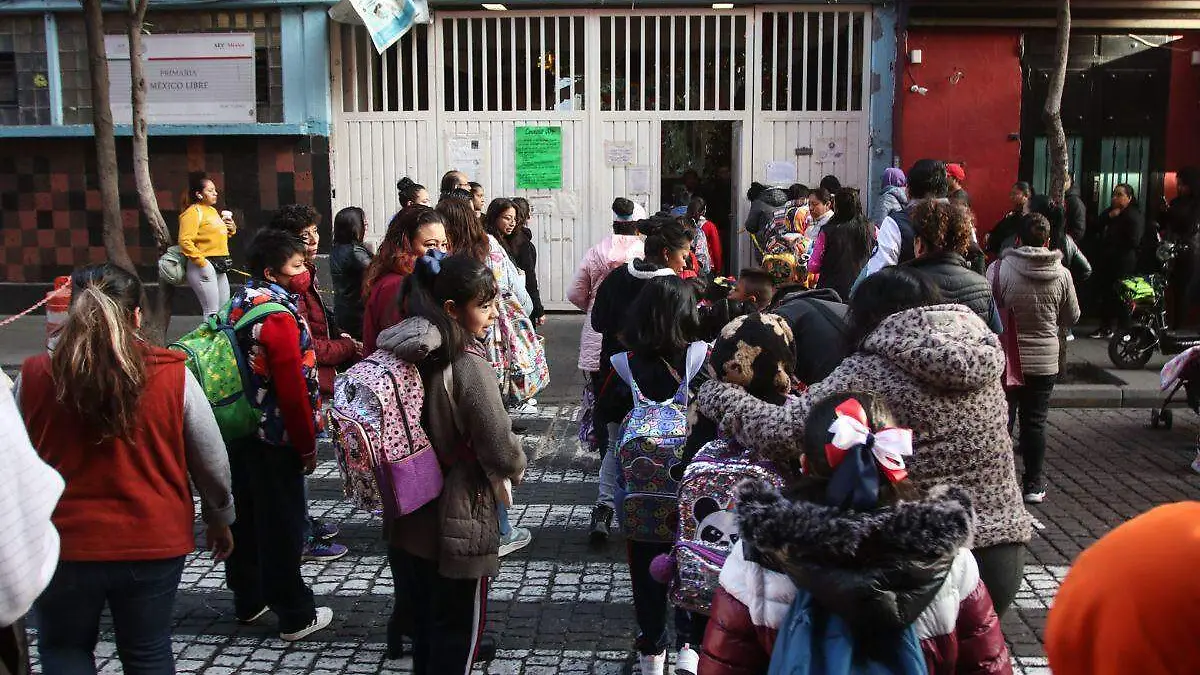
[296,265,359,395]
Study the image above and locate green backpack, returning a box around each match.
[170,301,289,441]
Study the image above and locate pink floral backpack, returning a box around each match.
[328,350,443,518]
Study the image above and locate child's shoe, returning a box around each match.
[310,518,340,540]
[302,540,349,562]
[637,650,666,675]
[280,606,334,642]
[498,526,533,557]
[589,504,613,544]
[675,644,699,674]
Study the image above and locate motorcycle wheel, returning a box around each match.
[1108,326,1156,370]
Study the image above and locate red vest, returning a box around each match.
[20,347,194,561]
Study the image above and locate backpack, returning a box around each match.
[328,350,443,518]
[496,290,550,404]
[670,438,784,614]
[170,301,289,441]
[768,590,927,675]
[612,341,708,543]
[890,207,917,264]
[157,245,188,287]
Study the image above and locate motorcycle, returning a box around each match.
[1109,241,1200,369]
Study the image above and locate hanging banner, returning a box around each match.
[104,33,255,125]
[329,0,430,54]
[514,126,563,190]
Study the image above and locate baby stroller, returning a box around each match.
[1155,345,1200,429]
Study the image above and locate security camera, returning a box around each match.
[910,85,929,96]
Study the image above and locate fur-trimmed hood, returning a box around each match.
[736,480,974,632]
[628,257,677,280]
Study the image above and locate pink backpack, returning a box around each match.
[328,350,443,518]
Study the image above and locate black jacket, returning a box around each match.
[986,211,1023,257]
[816,217,874,302]
[329,243,372,340]
[501,227,544,320]
[591,259,674,375]
[1065,185,1087,242]
[904,252,999,331]
[1096,205,1145,279]
[769,287,850,387]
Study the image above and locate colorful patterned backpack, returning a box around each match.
[170,300,288,441]
[496,290,550,404]
[669,438,784,614]
[328,350,443,518]
[612,341,709,543]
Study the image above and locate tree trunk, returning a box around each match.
[1042,0,1071,207]
[81,0,132,272]
[127,0,173,343]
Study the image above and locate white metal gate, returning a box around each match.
[331,5,872,309]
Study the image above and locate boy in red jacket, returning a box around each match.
[268,205,358,561]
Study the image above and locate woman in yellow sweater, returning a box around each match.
[179,173,236,316]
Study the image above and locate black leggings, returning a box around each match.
[388,548,487,675]
[971,543,1026,618]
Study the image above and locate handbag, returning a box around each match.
[990,261,1024,389]
[157,246,188,287]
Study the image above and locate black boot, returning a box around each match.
[589,504,614,545]
[476,635,498,661]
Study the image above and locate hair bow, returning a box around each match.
[419,248,448,275]
[823,398,914,510]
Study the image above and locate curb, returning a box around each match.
[1051,384,1178,409]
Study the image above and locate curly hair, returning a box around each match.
[911,198,974,256]
[270,203,321,235]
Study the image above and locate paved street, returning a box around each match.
[22,402,1200,674]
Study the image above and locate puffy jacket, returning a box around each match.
[567,234,644,372]
[329,243,372,340]
[876,185,908,226]
[988,248,1080,377]
[745,188,790,235]
[699,305,1033,549]
[904,252,999,332]
[295,264,359,395]
[699,484,1012,675]
[767,287,850,387]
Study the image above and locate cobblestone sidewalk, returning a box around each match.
[27,407,1200,674]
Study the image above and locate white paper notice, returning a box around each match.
[526,194,556,219]
[447,136,487,182]
[627,166,652,195]
[765,161,797,185]
[604,141,636,167]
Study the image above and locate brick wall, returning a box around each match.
[0,134,331,282]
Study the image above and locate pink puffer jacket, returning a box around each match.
[567,234,644,371]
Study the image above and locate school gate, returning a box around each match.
[330,5,875,309]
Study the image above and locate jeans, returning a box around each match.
[35,556,185,675]
[971,543,1026,618]
[224,438,317,633]
[388,548,487,675]
[497,504,512,537]
[1007,374,1056,489]
[596,424,622,511]
[627,541,696,655]
[186,261,230,318]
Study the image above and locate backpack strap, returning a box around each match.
[610,352,650,406]
[673,341,709,404]
[228,301,289,330]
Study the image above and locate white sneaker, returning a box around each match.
[280,607,333,642]
[638,651,666,675]
[1191,450,1200,475]
[513,401,539,415]
[675,644,699,674]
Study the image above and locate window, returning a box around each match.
[0,53,15,106]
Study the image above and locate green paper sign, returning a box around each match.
[514,126,563,190]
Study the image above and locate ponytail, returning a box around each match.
[50,263,146,441]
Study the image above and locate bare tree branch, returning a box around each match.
[1042,0,1071,207]
[81,0,132,272]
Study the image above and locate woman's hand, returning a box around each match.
[221,210,236,236]
[206,524,235,560]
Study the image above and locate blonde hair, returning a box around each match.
[51,264,147,440]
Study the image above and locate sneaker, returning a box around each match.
[476,635,498,661]
[589,504,614,544]
[1088,328,1114,340]
[237,606,270,625]
[638,651,667,675]
[512,401,539,415]
[280,607,334,642]
[1065,330,1075,342]
[1191,449,1200,475]
[1023,481,1047,504]
[302,541,349,562]
[498,526,533,557]
[675,645,699,675]
[310,519,340,540]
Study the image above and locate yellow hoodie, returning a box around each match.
[178,204,232,267]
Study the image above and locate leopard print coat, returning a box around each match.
[698,304,1032,549]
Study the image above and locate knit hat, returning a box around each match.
[946,163,966,183]
[1045,501,1200,675]
[709,313,796,403]
[882,167,907,189]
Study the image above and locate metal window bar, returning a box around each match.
[523,17,532,111]
[730,15,738,112]
[784,12,792,113]
[801,12,810,111]
[624,16,631,111]
[554,17,562,111]
[639,16,647,111]
[539,16,548,111]
[831,12,839,112]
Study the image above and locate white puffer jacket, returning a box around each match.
[988,247,1080,377]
